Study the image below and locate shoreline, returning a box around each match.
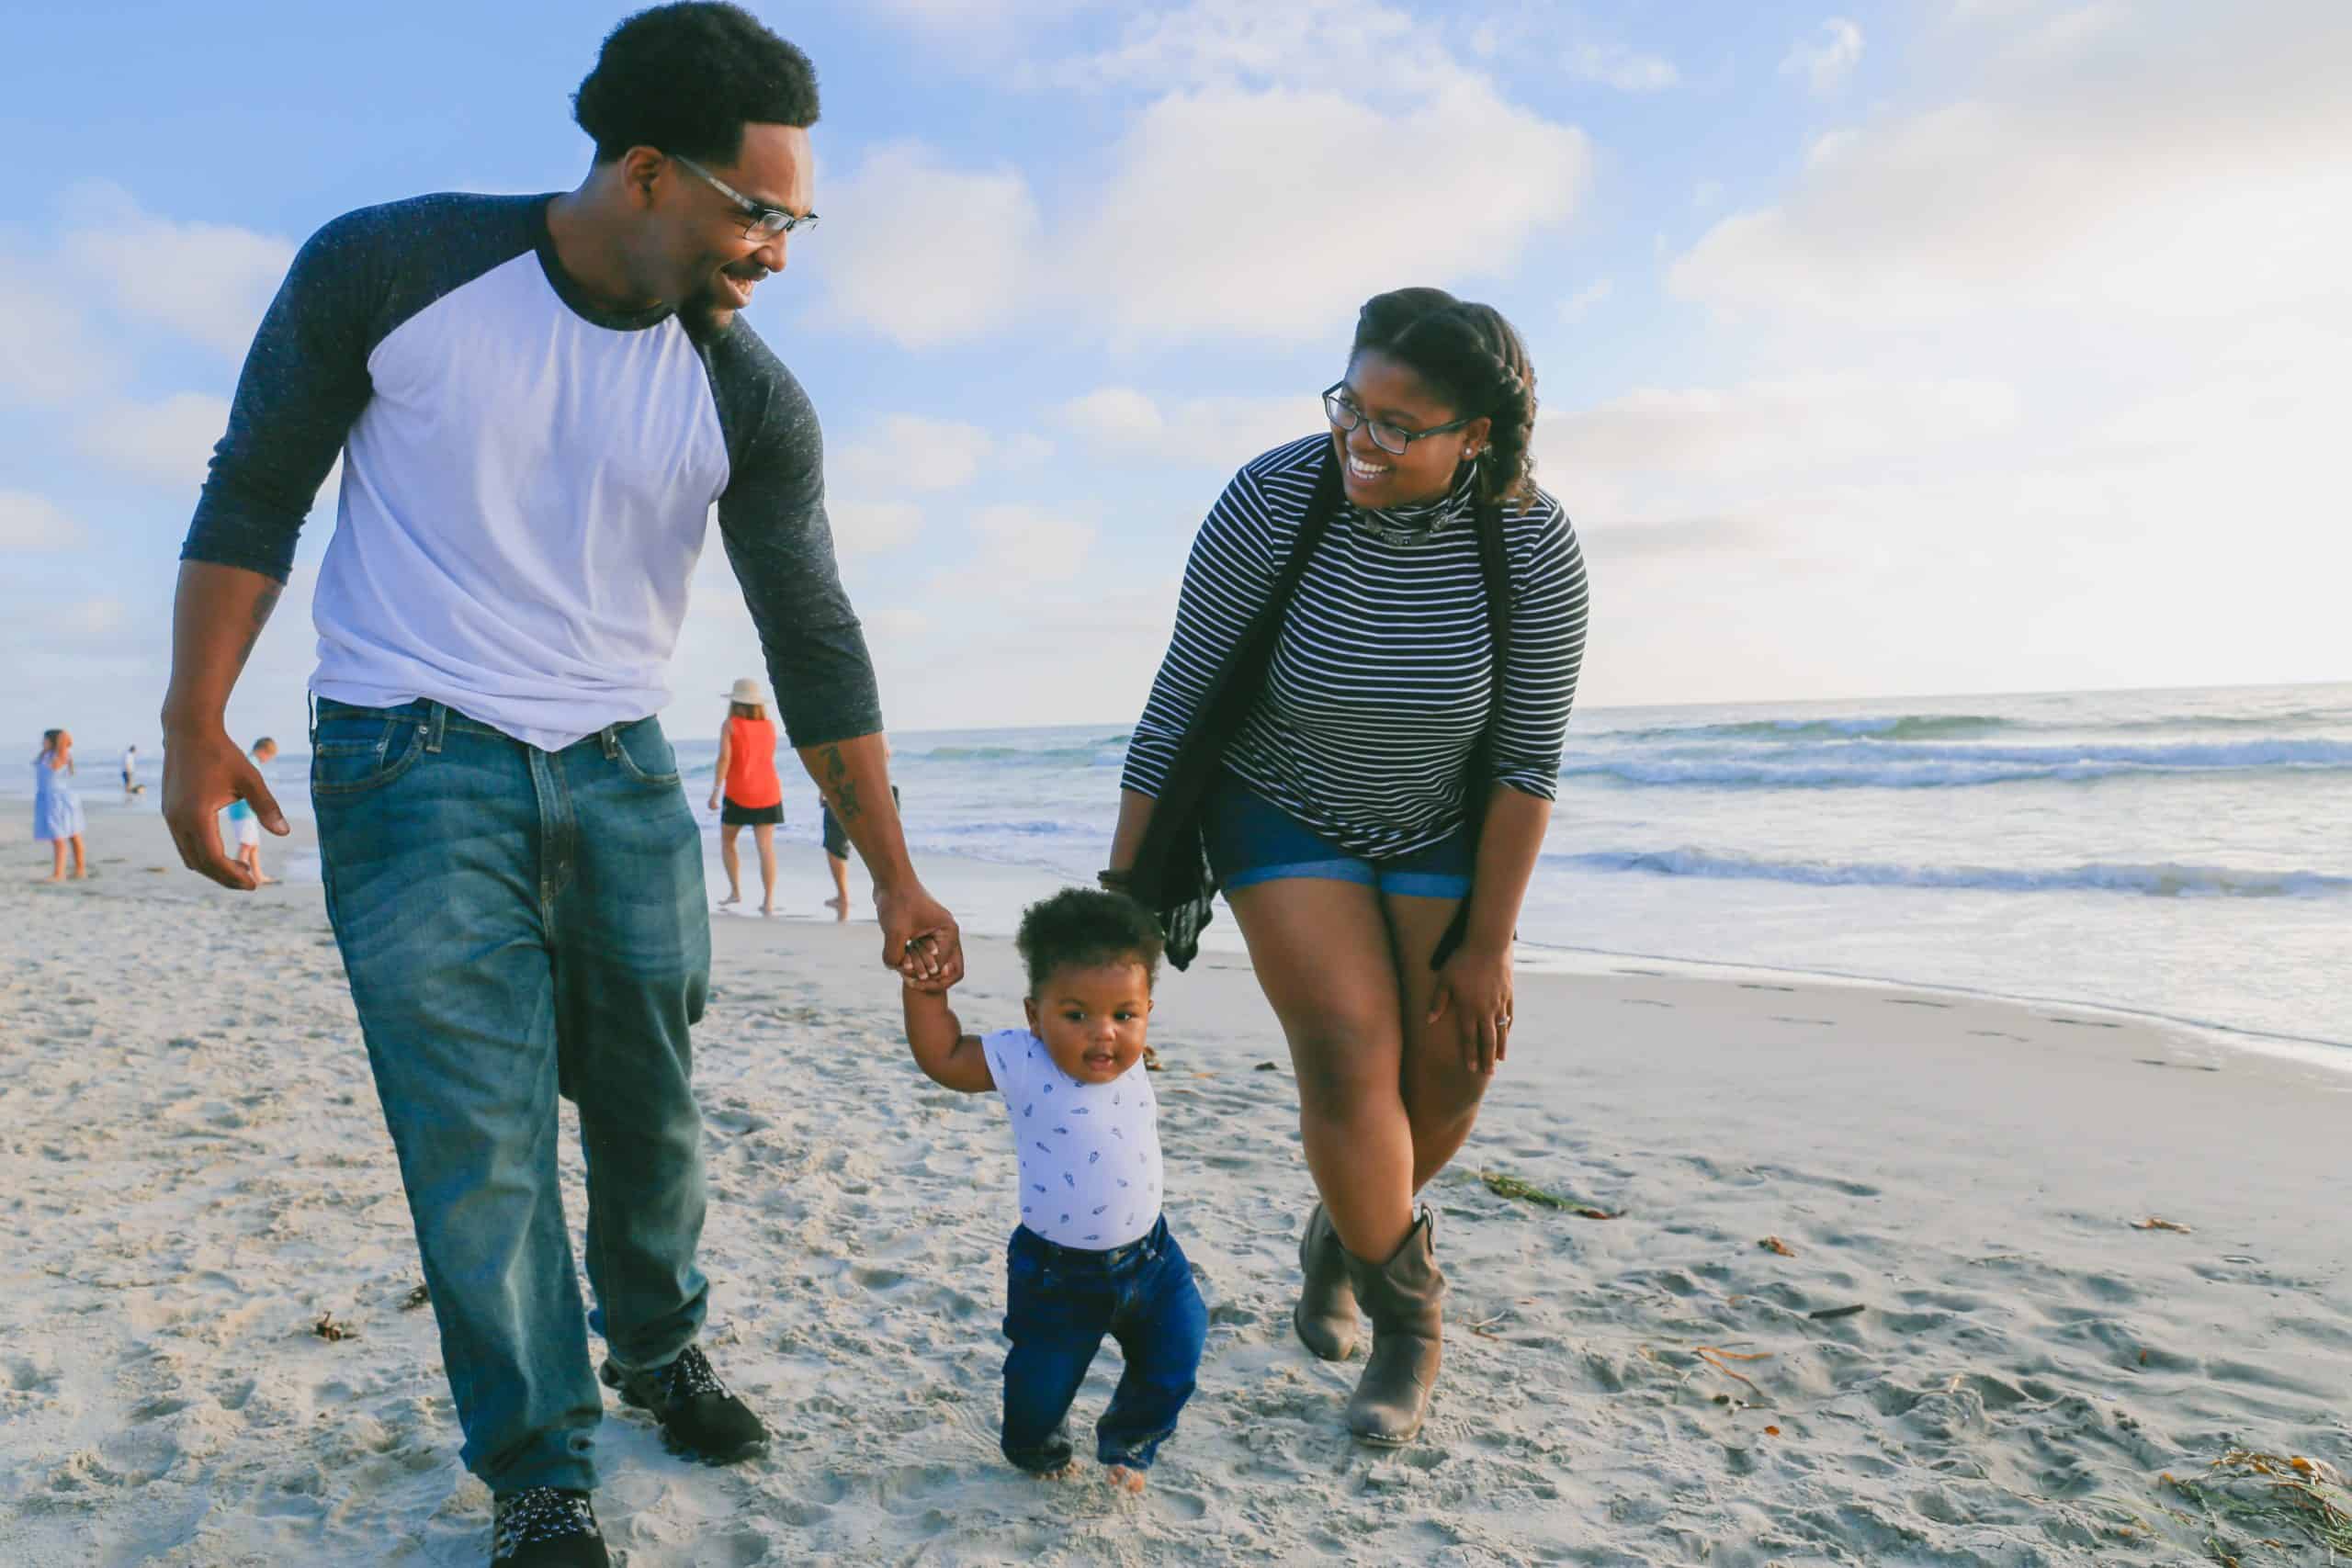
[12,806,2349,1070]
[6,811,2350,1562]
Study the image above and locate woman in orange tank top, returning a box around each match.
[709,678,785,915]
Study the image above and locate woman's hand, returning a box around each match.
[1427,939,1514,1077]
[707,790,722,813]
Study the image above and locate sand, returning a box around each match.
[4,811,2348,1566]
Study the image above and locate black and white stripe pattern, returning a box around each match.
[1125,434,1590,859]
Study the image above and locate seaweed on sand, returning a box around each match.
[2160,1450,2352,1563]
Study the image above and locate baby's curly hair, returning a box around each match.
[1015,889,1165,996]
[572,2,820,166]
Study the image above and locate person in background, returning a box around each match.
[225,737,280,885]
[820,735,897,919]
[708,678,782,915]
[122,741,143,796]
[34,728,88,882]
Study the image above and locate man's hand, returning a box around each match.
[875,879,963,989]
[163,723,288,890]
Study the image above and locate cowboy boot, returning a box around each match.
[1294,1201,1360,1360]
[1340,1209,1445,1445]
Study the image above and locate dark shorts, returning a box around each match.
[820,784,899,860]
[719,797,782,827]
[1200,772,1472,899]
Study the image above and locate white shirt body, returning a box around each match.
[982,1027,1163,1250]
[312,253,729,751]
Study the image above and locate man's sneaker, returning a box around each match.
[600,1344,769,1464]
[491,1487,608,1567]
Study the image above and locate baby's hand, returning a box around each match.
[900,967,956,996]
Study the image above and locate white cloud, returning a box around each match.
[59,181,293,357]
[815,143,1043,349]
[969,503,1096,584]
[829,499,925,557]
[827,1,1592,350]
[1566,41,1680,92]
[1058,387,1315,461]
[76,391,228,491]
[1069,0,1435,94]
[0,490,85,551]
[1782,18,1864,96]
[837,414,1051,492]
[1065,78,1589,344]
[59,595,130,639]
[1542,374,2019,494]
[1559,277,1614,322]
[1675,9,2352,329]
[0,254,116,408]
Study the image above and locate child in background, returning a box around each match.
[901,888,1207,1493]
[226,738,278,885]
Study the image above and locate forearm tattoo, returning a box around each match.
[820,743,863,823]
[238,582,283,670]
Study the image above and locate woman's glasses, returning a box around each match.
[1321,382,1474,457]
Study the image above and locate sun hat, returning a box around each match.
[725,677,765,705]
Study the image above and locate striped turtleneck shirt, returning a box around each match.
[1122,434,1590,859]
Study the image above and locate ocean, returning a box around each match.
[25,681,2348,1052]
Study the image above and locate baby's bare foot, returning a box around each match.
[1104,1464,1147,1495]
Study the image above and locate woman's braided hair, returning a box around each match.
[1350,287,1538,506]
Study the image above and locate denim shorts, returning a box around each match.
[1200,772,1471,899]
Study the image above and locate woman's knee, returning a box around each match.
[1284,1017,1402,1117]
[1404,1047,1491,1126]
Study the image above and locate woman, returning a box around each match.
[34,728,89,882]
[708,678,784,915]
[1109,288,1589,1445]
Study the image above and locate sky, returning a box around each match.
[2,0,2346,751]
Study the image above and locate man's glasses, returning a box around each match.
[1322,381,1475,457]
[672,154,820,241]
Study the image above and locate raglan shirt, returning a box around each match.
[1121,434,1591,859]
[981,1028,1163,1251]
[180,192,878,752]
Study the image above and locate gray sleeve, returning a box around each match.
[179,193,544,582]
[702,326,883,750]
[179,213,379,581]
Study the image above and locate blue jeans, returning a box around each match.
[1001,1214,1208,1472]
[311,698,711,1495]
[1200,770,1474,898]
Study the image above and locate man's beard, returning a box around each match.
[680,283,736,339]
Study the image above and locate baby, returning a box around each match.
[901,888,1207,1493]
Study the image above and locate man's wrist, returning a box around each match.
[160,705,228,741]
[870,866,923,900]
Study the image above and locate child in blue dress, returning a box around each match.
[901,888,1207,1493]
[33,728,86,882]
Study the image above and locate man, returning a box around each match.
[120,740,140,795]
[160,8,961,1564]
